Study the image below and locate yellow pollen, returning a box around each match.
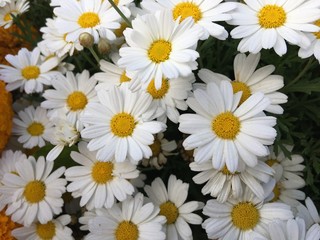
[113,0,119,5]
[258,5,286,29]
[231,81,251,105]
[120,71,131,83]
[313,19,320,39]
[231,202,260,231]
[265,159,279,167]
[150,138,161,157]
[147,78,169,98]
[148,40,172,63]
[24,180,46,203]
[159,201,179,224]
[173,2,202,23]
[115,221,139,240]
[36,221,56,239]
[27,122,44,136]
[114,22,128,38]
[91,161,114,184]
[78,12,100,28]
[110,113,136,137]
[212,112,241,140]
[271,183,281,202]
[21,66,40,80]
[67,91,88,111]
[220,165,238,175]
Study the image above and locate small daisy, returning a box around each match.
[12,215,74,240]
[297,197,320,230]
[118,10,202,89]
[53,0,122,43]
[86,193,166,240]
[202,187,293,240]
[0,156,67,226]
[299,19,320,63]
[81,84,166,163]
[12,106,54,149]
[228,0,320,56]
[65,141,140,210]
[141,0,237,40]
[0,0,29,29]
[41,70,97,127]
[0,47,61,94]
[198,52,288,114]
[179,80,277,172]
[190,160,274,202]
[144,175,203,240]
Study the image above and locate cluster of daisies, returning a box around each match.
[0,0,320,239]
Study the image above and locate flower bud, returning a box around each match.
[79,32,94,48]
[97,38,111,55]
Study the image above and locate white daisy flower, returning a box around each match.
[202,187,293,240]
[299,19,320,63]
[190,160,274,202]
[228,0,320,56]
[41,70,98,127]
[81,84,166,163]
[12,215,74,240]
[0,0,29,28]
[86,193,166,240]
[0,0,10,8]
[179,80,277,173]
[141,0,237,40]
[79,208,101,232]
[297,197,320,230]
[0,156,67,226]
[53,0,122,43]
[65,141,139,210]
[12,106,54,149]
[144,175,203,240]
[0,47,61,94]
[118,10,202,89]
[198,52,288,114]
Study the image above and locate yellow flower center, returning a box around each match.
[113,0,119,5]
[115,221,139,240]
[159,201,179,224]
[110,113,136,137]
[150,138,161,157]
[265,158,279,167]
[220,165,239,175]
[271,183,281,202]
[21,66,40,80]
[0,209,20,239]
[91,161,114,184]
[24,180,46,203]
[231,81,251,105]
[172,2,202,23]
[120,71,131,83]
[231,202,260,231]
[67,91,88,111]
[78,12,100,28]
[313,19,320,39]
[27,122,44,136]
[148,40,172,63]
[258,5,286,29]
[115,22,128,38]
[147,78,169,98]
[36,221,56,240]
[4,11,17,22]
[212,112,241,140]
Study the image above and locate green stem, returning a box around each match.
[81,50,97,69]
[107,0,132,28]
[88,47,101,65]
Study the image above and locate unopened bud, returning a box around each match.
[98,38,111,55]
[79,32,94,48]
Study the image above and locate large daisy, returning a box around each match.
[228,0,320,56]
[118,10,202,89]
[0,156,67,226]
[179,80,277,173]
[0,0,29,29]
[144,175,203,240]
[80,84,166,163]
[65,141,139,210]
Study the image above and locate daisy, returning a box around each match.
[141,0,237,40]
[65,141,140,210]
[144,175,203,240]
[0,0,29,29]
[178,80,277,173]
[202,187,293,240]
[228,0,320,56]
[198,52,288,114]
[0,47,62,94]
[41,70,98,127]
[86,193,166,240]
[12,106,54,149]
[299,19,320,63]
[0,156,67,226]
[118,10,202,89]
[53,0,122,43]
[12,215,74,240]
[297,197,320,230]
[190,160,274,202]
[81,84,167,163]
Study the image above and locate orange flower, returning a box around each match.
[0,208,21,240]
